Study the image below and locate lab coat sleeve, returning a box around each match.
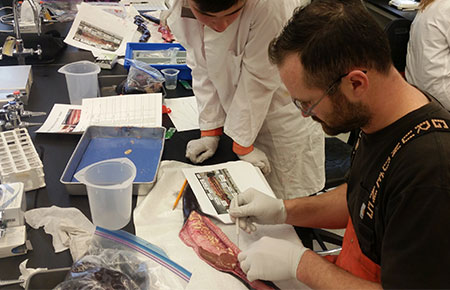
[446,19,450,51]
[187,46,227,131]
[166,0,226,131]
[224,2,289,147]
[444,18,450,105]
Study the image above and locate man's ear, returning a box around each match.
[341,70,368,101]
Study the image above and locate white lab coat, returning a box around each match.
[167,0,325,198]
[405,0,450,110]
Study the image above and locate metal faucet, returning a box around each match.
[0,92,46,131]
[0,0,43,64]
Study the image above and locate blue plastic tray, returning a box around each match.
[124,42,192,80]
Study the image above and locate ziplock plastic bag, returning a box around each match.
[125,59,165,94]
[54,227,191,290]
[41,0,82,22]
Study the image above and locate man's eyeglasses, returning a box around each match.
[293,72,355,116]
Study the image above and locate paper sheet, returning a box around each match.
[36,104,83,133]
[182,161,275,224]
[134,161,309,290]
[37,94,162,134]
[64,3,138,56]
[77,93,162,131]
[165,96,200,131]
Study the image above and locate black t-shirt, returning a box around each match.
[347,98,450,288]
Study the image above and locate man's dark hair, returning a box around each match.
[269,0,392,90]
[192,0,242,13]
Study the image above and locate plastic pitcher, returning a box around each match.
[58,61,101,105]
[74,158,136,230]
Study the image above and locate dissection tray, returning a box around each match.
[60,126,165,195]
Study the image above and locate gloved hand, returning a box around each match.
[238,147,271,175]
[185,136,220,163]
[229,188,286,233]
[238,236,308,282]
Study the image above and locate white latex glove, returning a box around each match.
[229,188,286,233]
[238,236,308,282]
[238,147,271,175]
[185,136,220,163]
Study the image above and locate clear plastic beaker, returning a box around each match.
[74,158,136,230]
[58,61,101,105]
[161,68,180,90]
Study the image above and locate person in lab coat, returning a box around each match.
[165,0,325,199]
[405,0,450,110]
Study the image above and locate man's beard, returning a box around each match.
[312,90,371,136]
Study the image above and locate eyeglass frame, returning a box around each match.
[292,70,367,116]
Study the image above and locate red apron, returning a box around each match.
[325,218,381,283]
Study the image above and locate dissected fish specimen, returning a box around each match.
[180,186,278,290]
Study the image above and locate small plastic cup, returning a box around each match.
[58,61,101,105]
[161,68,180,90]
[74,158,136,230]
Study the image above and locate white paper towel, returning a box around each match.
[25,206,95,261]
